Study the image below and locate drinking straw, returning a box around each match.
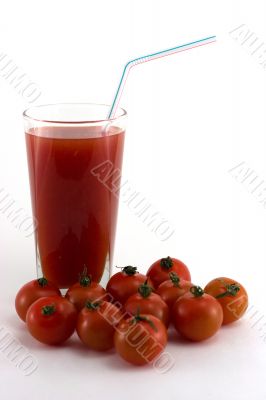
[108,35,216,119]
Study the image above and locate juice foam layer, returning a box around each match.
[26,125,123,139]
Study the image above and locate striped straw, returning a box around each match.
[108,35,216,119]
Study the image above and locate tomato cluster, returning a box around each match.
[15,257,248,366]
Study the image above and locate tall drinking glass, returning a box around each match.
[23,104,126,289]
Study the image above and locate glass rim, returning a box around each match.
[23,103,127,125]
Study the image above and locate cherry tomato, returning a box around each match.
[124,281,170,326]
[172,286,223,341]
[204,277,248,325]
[76,301,123,351]
[156,272,193,310]
[106,266,154,305]
[114,313,168,365]
[65,272,106,311]
[26,296,77,345]
[147,256,191,288]
[15,277,61,322]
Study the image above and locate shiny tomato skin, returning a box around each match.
[147,257,191,288]
[76,301,123,351]
[156,279,194,310]
[172,290,223,341]
[106,268,154,305]
[124,292,170,327]
[65,282,106,311]
[15,278,61,322]
[204,277,248,325]
[26,296,77,345]
[114,314,168,365]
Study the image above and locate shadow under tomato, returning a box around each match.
[220,319,244,330]
[103,354,155,372]
[67,334,117,359]
[167,325,222,347]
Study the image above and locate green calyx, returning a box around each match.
[130,308,157,332]
[169,272,180,287]
[79,266,92,287]
[85,301,101,310]
[216,283,240,299]
[190,286,204,297]
[79,275,92,287]
[37,277,48,287]
[41,304,56,316]
[122,266,138,276]
[138,280,153,298]
[160,256,173,270]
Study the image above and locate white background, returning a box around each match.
[1,0,266,399]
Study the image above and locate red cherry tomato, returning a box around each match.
[147,256,191,288]
[115,313,168,365]
[26,296,77,345]
[204,277,248,325]
[15,277,61,321]
[106,266,154,305]
[76,301,123,351]
[156,272,193,310]
[124,281,170,326]
[172,286,223,341]
[65,273,106,311]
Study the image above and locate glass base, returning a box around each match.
[36,244,111,290]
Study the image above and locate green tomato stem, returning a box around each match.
[37,277,48,287]
[41,304,56,316]
[138,280,153,298]
[190,286,204,297]
[216,283,240,298]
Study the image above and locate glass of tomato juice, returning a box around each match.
[23,104,126,289]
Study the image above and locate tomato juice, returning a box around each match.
[26,126,125,288]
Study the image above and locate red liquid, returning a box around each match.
[26,126,125,288]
